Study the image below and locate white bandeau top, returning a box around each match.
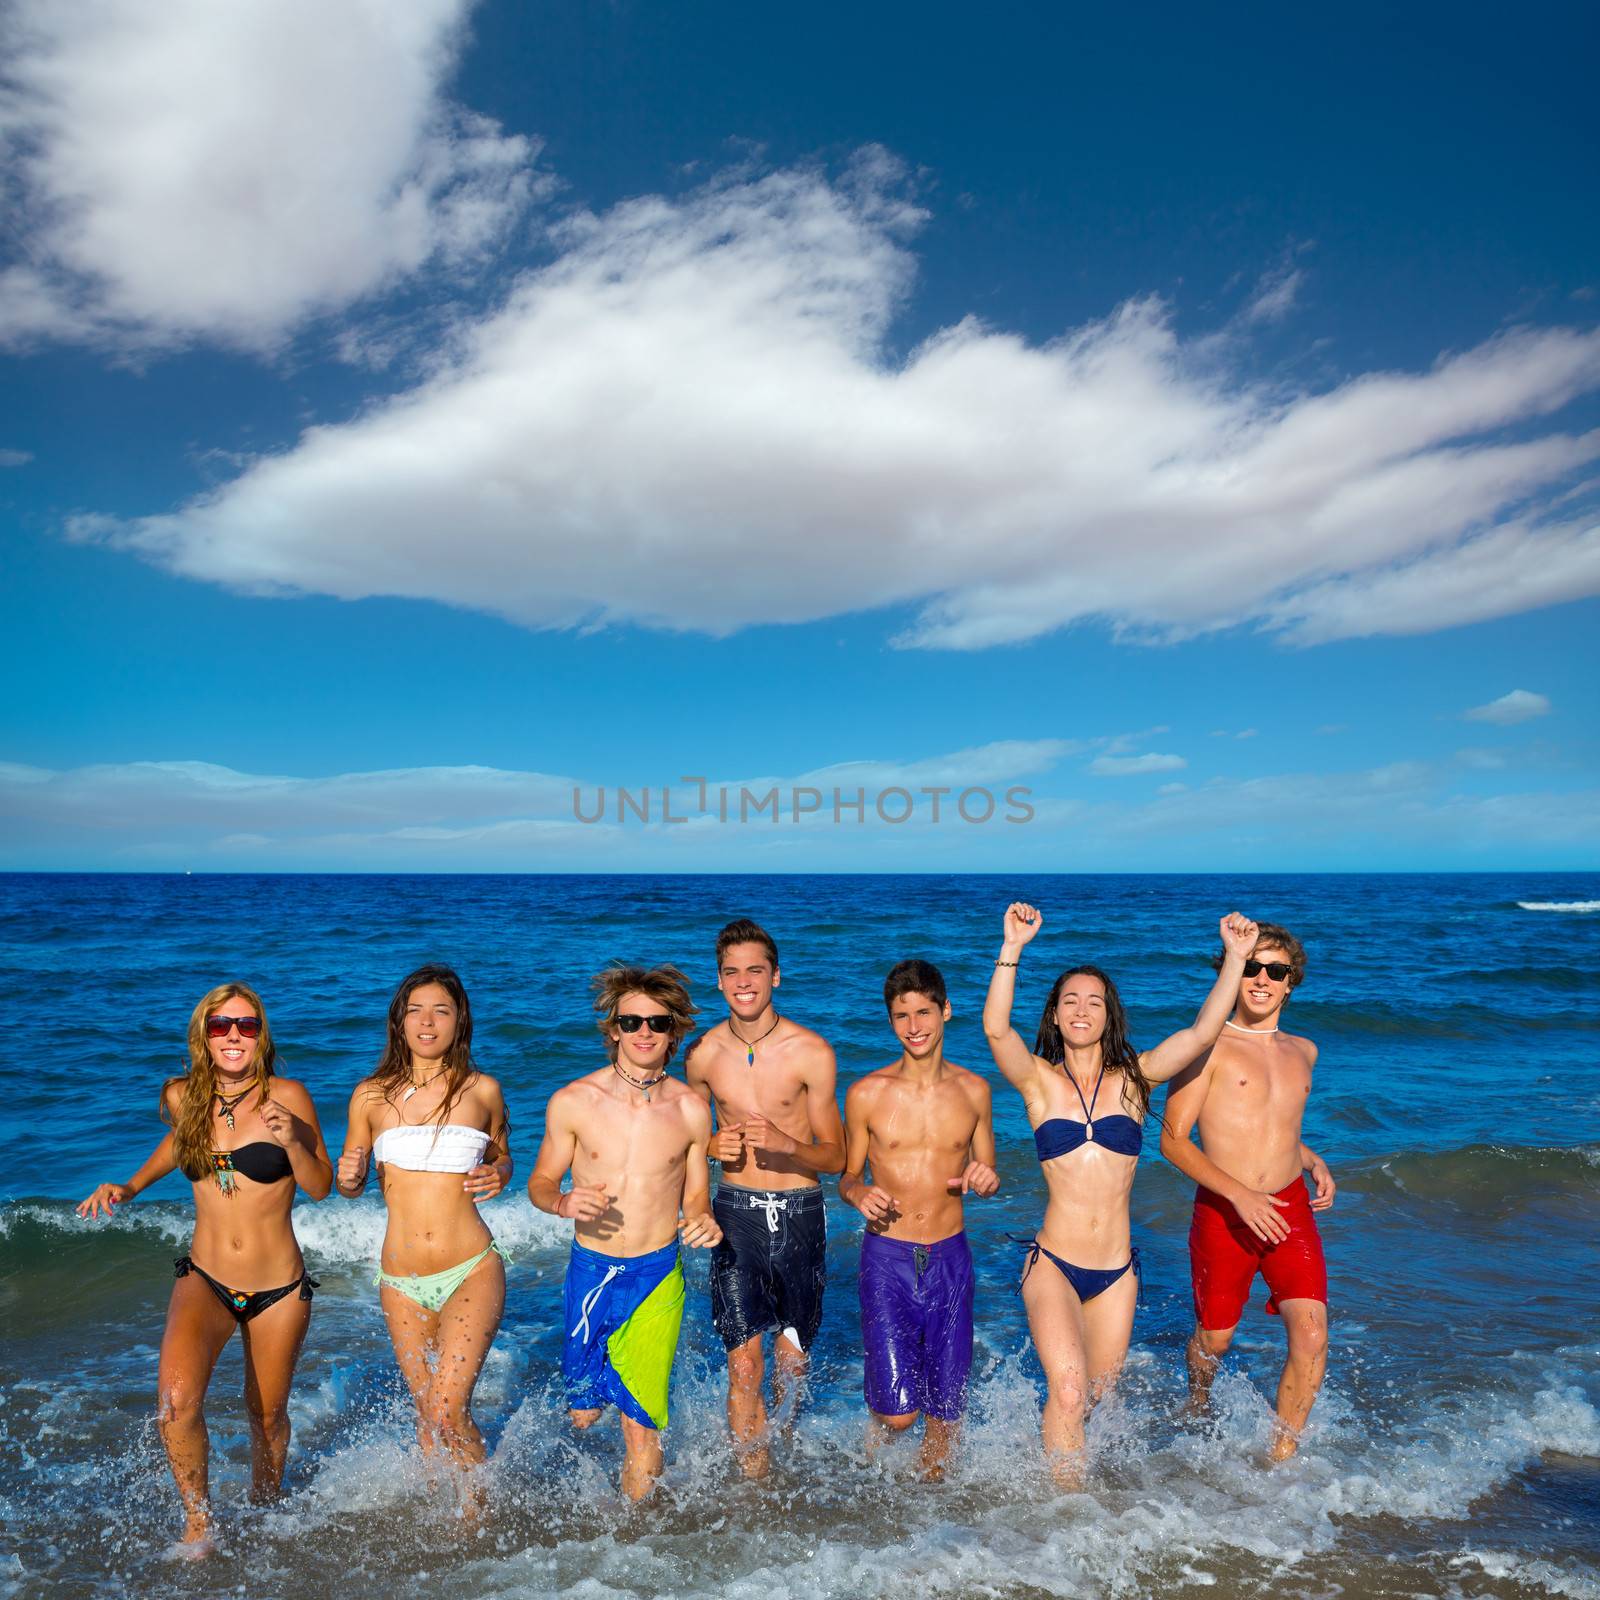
[373,1123,490,1174]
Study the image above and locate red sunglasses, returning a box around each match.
[206,1015,263,1039]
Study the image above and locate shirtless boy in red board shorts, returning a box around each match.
[1160,923,1335,1461]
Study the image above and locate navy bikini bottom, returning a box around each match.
[1013,1237,1141,1304]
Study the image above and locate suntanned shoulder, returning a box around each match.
[270,1075,316,1110]
[950,1062,991,1102]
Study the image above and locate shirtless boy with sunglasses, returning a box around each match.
[1160,924,1335,1460]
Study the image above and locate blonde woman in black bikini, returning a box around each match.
[77,983,333,1549]
[337,964,512,1475]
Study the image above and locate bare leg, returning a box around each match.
[239,1286,312,1502]
[1020,1258,1090,1488]
[1268,1298,1328,1461]
[726,1335,769,1479]
[1080,1267,1139,1408]
[619,1413,664,1501]
[569,1406,602,1430]
[379,1284,444,1455]
[423,1252,506,1469]
[1185,1322,1236,1417]
[866,1408,919,1461]
[772,1331,809,1438]
[920,1415,959,1481]
[155,1273,237,1543]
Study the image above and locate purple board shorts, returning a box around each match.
[859,1230,974,1422]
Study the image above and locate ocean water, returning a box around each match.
[2,871,1598,1600]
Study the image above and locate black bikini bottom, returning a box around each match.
[174,1255,318,1323]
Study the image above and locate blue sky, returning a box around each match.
[1,0,1596,871]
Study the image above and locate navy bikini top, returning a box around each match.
[183,1142,294,1185]
[1033,1065,1143,1161]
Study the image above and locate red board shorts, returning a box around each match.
[1189,1177,1327,1331]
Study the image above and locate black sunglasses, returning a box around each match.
[207,1015,263,1038]
[1243,960,1291,982]
[616,1013,674,1034]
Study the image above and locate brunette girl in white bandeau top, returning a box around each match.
[335,964,512,1481]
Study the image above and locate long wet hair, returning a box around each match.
[166,982,276,1180]
[368,963,478,1121]
[1033,963,1155,1122]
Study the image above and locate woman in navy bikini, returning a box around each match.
[983,903,1259,1485]
[77,983,333,1548]
[336,964,512,1477]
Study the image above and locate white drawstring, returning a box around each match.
[750,1193,787,1233]
[571,1264,622,1343]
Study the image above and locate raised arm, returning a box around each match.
[1159,1059,1292,1244]
[741,1040,846,1176]
[526,1088,609,1221]
[676,1096,723,1249]
[259,1079,334,1201]
[77,1091,183,1218]
[983,901,1047,1093]
[335,1084,376,1198]
[838,1079,895,1223]
[1140,914,1258,1083]
[465,1076,514,1205]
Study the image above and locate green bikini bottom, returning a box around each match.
[375,1240,509,1313]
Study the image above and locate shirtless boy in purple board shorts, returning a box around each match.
[840,959,999,1479]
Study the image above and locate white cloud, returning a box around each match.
[1089,753,1187,778]
[66,146,1600,647]
[1241,260,1304,325]
[0,0,540,351]
[0,447,32,467]
[1464,688,1553,725]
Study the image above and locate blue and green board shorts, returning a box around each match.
[562,1238,685,1430]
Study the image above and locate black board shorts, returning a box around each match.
[710,1182,828,1354]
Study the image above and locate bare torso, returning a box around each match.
[1193,1031,1315,1192]
[559,1070,704,1256]
[855,1063,986,1244]
[188,1089,306,1289]
[1022,1062,1142,1270]
[691,1020,828,1191]
[364,1074,503,1275]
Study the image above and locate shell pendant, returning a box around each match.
[1084,1122,1094,1141]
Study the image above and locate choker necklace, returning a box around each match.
[1225,1019,1279,1034]
[402,1067,446,1103]
[215,1083,256,1129]
[613,1059,667,1102]
[729,1012,781,1068]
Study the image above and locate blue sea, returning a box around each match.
[3,872,1598,1600]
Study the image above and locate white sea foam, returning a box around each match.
[1451,1549,1600,1599]
[1518,900,1600,913]
[3,1193,569,1266]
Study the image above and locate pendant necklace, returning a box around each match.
[613,1060,667,1102]
[1224,1019,1279,1034]
[729,1013,781,1068]
[402,1068,446,1103]
[215,1083,255,1129]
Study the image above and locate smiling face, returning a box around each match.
[717,941,778,1022]
[403,982,459,1066]
[889,989,950,1061]
[611,990,675,1074]
[206,995,261,1080]
[1238,945,1292,1021]
[1055,972,1108,1049]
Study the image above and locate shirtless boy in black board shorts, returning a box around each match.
[685,919,845,1478]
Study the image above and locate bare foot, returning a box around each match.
[1047,1450,1086,1492]
[735,1441,771,1480]
[1267,1418,1301,1463]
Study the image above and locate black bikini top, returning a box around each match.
[183,1142,294,1185]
